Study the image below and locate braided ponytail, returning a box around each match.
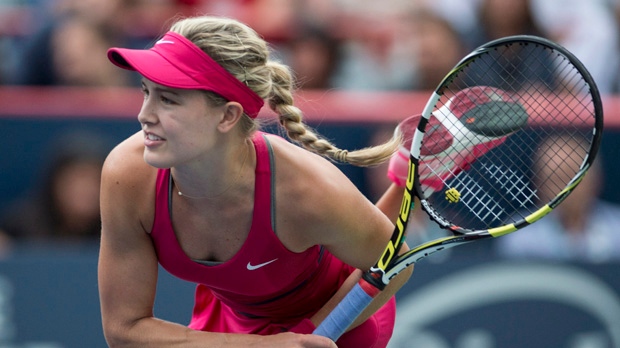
[266,61,400,166]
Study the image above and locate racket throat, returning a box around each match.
[362,269,388,291]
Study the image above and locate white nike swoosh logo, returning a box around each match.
[246,258,278,270]
[156,39,175,45]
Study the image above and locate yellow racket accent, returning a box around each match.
[488,205,553,237]
[488,224,518,237]
[407,236,456,254]
[524,205,553,224]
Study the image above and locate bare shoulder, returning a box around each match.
[102,131,154,192]
[264,134,393,267]
[101,131,157,234]
[264,133,354,200]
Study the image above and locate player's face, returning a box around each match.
[137,79,226,169]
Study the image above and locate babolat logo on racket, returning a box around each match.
[378,160,415,272]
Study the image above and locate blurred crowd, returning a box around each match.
[1,0,620,93]
[1,0,620,262]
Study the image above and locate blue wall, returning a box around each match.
[0,244,618,347]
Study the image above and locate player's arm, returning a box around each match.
[274,147,412,331]
[310,174,412,330]
[375,183,406,224]
[98,134,193,347]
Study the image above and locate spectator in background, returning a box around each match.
[462,0,558,92]
[193,0,299,44]
[496,134,620,262]
[529,0,620,95]
[471,0,620,94]
[0,0,30,85]
[0,131,109,248]
[407,0,479,50]
[284,23,342,90]
[400,9,466,91]
[329,8,416,91]
[49,15,132,86]
[475,0,543,43]
[12,0,189,87]
[13,0,134,86]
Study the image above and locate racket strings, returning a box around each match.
[418,40,598,231]
[451,172,506,223]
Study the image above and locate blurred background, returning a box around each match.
[0,0,619,347]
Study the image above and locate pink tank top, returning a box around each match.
[150,132,353,322]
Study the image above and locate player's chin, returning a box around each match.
[143,150,174,169]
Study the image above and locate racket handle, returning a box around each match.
[312,281,376,341]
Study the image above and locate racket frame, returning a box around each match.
[313,34,604,341]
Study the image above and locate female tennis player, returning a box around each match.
[98,15,412,348]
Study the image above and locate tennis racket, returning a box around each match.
[313,35,603,341]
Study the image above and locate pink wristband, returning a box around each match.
[387,150,410,187]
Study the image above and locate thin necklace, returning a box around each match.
[175,143,250,200]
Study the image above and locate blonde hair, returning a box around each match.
[170,16,400,167]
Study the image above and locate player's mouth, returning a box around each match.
[144,131,165,146]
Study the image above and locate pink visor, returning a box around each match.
[107,31,264,118]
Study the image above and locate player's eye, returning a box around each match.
[160,95,176,105]
[140,85,149,99]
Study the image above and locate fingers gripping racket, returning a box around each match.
[313,35,603,341]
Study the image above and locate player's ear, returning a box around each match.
[217,102,244,133]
